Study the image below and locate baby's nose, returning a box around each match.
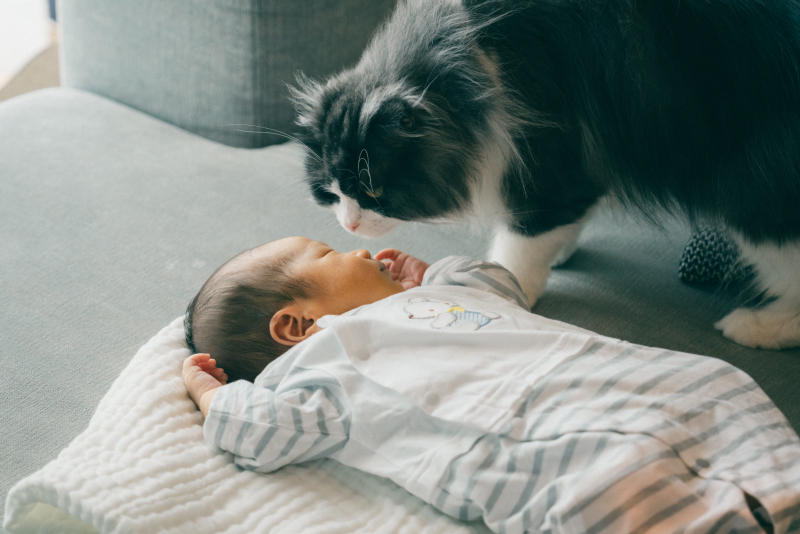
[350,249,371,259]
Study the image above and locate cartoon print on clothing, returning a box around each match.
[403,297,500,331]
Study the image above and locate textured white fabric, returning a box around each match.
[3,317,490,534]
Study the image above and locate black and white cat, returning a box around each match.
[292,0,800,349]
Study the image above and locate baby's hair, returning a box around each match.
[185,252,311,382]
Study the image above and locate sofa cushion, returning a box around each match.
[57,0,396,148]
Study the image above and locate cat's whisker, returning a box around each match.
[357,149,371,179]
[357,148,382,203]
[227,123,322,161]
[412,70,444,108]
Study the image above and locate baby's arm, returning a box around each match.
[422,256,529,308]
[182,353,228,417]
[375,250,527,307]
[202,376,350,473]
[183,355,349,472]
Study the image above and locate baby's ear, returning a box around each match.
[269,305,317,346]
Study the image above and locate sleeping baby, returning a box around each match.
[183,236,800,533]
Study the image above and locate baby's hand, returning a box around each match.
[375,249,430,289]
[183,353,228,416]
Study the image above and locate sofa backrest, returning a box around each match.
[57,0,396,148]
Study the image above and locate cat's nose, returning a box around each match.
[345,220,360,232]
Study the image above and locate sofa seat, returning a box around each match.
[2,88,798,529]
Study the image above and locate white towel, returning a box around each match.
[4,317,490,534]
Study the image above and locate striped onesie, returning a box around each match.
[204,256,800,533]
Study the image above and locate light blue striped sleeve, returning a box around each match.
[202,379,349,473]
[422,256,529,308]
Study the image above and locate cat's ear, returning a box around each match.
[400,112,416,131]
[288,72,324,129]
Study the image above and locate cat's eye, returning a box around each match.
[365,186,384,199]
[312,186,339,206]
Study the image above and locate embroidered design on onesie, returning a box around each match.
[403,297,500,331]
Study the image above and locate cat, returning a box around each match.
[291,0,800,349]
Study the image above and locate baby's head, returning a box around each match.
[185,237,403,381]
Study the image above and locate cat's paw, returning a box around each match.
[715,307,800,349]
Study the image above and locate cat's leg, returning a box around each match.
[549,207,597,267]
[714,235,800,349]
[489,219,587,308]
[550,237,580,267]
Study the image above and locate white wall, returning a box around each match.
[0,0,53,87]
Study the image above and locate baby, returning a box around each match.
[184,236,430,411]
[183,237,800,534]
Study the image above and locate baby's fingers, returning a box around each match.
[183,353,210,372]
[193,356,228,384]
[197,357,221,373]
[210,367,228,384]
[375,248,402,261]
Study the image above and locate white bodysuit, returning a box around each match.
[204,256,800,533]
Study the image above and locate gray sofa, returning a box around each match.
[2,1,799,531]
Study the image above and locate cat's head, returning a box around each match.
[290,0,505,238]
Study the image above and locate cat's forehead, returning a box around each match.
[358,82,418,126]
[296,79,420,154]
[322,75,419,130]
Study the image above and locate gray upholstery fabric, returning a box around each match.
[57,0,396,148]
[2,89,799,530]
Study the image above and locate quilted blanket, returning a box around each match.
[3,317,490,534]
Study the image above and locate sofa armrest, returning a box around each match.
[57,0,395,148]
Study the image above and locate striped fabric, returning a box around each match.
[205,257,800,533]
[422,256,530,309]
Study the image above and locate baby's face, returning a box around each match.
[252,236,405,316]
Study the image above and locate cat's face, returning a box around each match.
[292,73,481,238]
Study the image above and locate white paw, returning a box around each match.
[715,307,800,349]
[489,226,571,308]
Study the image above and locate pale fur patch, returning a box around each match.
[460,50,594,306]
[462,50,525,227]
[327,182,402,238]
[715,234,800,348]
[465,118,511,226]
[489,217,590,308]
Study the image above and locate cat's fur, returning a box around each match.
[292,0,800,349]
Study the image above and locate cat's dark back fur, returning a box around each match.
[471,0,800,240]
[294,0,800,242]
